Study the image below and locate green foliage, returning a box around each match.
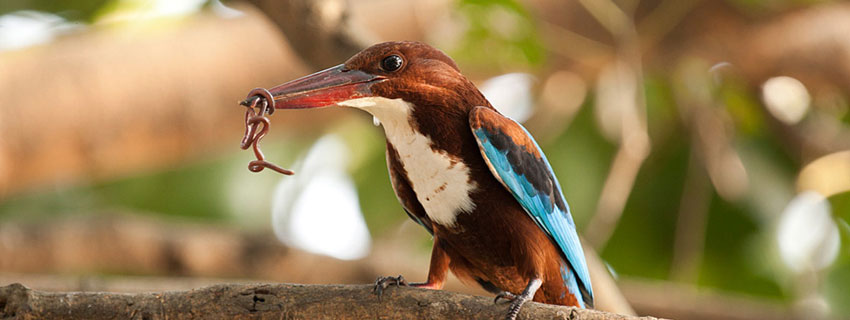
[0,157,238,221]
[725,0,837,16]
[89,160,231,220]
[719,78,764,137]
[825,259,850,317]
[643,75,680,145]
[602,131,690,279]
[0,188,97,221]
[700,195,785,298]
[545,100,616,227]
[830,191,850,218]
[350,131,411,237]
[826,191,850,316]
[0,0,114,22]
[452,0,545,71]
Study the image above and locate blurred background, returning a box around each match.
[1,0,849,319]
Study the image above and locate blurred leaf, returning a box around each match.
[0,188,98,220]
[0,0,115,22]
[825,257,850,317]
[841,106,850,125]
[720,79,764,137]
[351,136,409,237]
[700,194,786,298]
[735,139,797,223]
[545,98,615,228]
[602,129,690,279]
[0,155,239,221]
[90,158,232,220]
[829,191,850,217]
[452,0,545,71]
[644,74,679,145]
[825,191,850,317]
[725,0,837,16]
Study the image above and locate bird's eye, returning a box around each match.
[381,55,403,72]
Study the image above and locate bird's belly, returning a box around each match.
[389,133,478,228]
[439,200,567,300]
[442,226,538,296]
[452,250,527,291]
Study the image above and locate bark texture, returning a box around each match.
[0,283,658,320]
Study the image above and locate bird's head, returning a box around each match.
[265,41,489,122]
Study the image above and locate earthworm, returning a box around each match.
[239,88,294,175]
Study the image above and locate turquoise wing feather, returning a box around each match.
[469,106,593,308]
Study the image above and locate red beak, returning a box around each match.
[263,64,384,109]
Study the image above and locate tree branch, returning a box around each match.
[242,0,374,69]
[0,283,658,320]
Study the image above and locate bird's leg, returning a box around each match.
[373,238,450,297]
[504,277,542,320]
[410,239,450,289]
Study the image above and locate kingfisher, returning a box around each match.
[256,41,593,319]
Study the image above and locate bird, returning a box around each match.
[259,41,593,319]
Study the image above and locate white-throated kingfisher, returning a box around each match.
[259,41,593,319]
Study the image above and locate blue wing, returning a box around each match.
[469,106,593,308]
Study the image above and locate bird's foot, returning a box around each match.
[504,278,542,320]
[373,275,409,298]
[493,291,517,304]
[505,294,531,320]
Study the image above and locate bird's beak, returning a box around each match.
[265,64,383,109]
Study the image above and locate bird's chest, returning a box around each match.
[388,131,478,227]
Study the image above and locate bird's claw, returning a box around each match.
[494,291,517,304]
[504,278,542,320]
[373,275,409,299]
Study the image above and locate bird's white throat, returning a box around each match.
[338,97,478,227]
